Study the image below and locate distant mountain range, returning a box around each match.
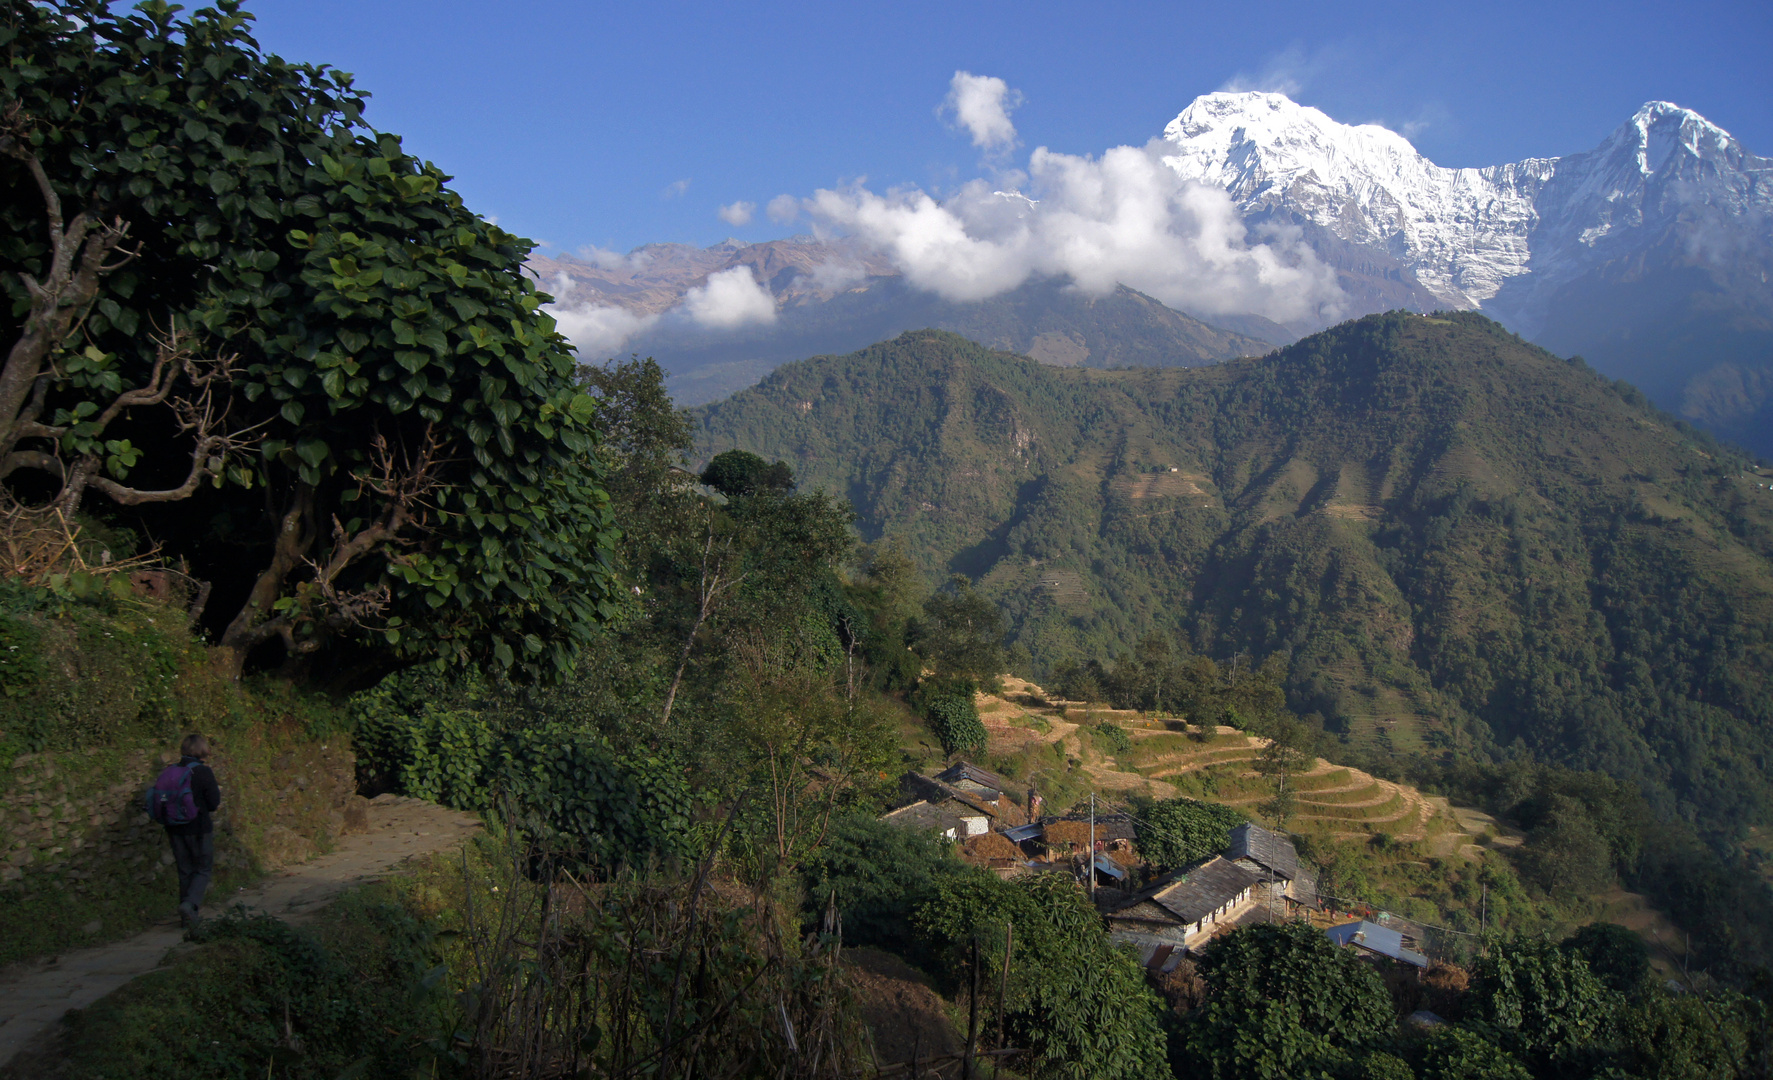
[1162,93,1773,456]
[693,316,1773,836]
[546,93,1772,455]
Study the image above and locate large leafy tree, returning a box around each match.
[1177,921,1395,1080]
[0,1,614,684]
[916,870,1171,1080]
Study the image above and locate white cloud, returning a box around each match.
[1219,44,1311,97]
[681,266,777,330]
[547,302,661,359]
[718,200,756,226]
[806,258,867,294]
[575,244,631,270]
[941,71,1022,152]
[661,178,691,200]
[804,139,1345,323]
[767,193,800,224]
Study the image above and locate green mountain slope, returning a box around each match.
[695,314,1773,836]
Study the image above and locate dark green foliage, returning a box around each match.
[1412,1025,1532,1080]
[351,685,693,872]
[911,575,1008,686]
[2,1,616,683]
[1128,794,1248,870]
[913,676,986,755]
[1092,720,1133,754]
[1469,935,1612,1067]
[1607,986,1772,1080]
[1177,921,1395,1080]
[20,899,443,1080]
[800,813,970,955]
[1560,922,1650,995]
[699,448,794,498]
[916,871,1170,1080]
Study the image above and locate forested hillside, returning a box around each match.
[695,313,1773,840]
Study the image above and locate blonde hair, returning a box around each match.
[179,734,211,760]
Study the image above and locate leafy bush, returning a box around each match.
[1176,921,1394,1080]
[1127,794,1248,871]
[25,899,444,1080]
[1091,720,1133,754]
[1469,934,1613,1067]
[352,691,694,872]
[916,871,1170,1080]
[913,677,986,755]
[800,813,970,956]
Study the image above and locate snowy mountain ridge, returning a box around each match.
[1159,92,1773,334]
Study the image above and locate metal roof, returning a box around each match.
[1093,853,1129,881]
[1002,822,1045,843]
[1326,920,1429,968]
[1227,822,1299,880]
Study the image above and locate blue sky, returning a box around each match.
[246,0,1771,256]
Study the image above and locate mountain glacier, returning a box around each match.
[1159,92,1773,338]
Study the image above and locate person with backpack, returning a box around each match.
[144,734,222,928]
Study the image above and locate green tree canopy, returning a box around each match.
[1127,794,1248,871]
[1178,921,1394,1080]
[911,574,1007,685]
[1,0,614,685]
[698,448,793,499]
[1470,934,1613,1067]
[915,870,1170,1080]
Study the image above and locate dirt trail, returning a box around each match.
[0,794,480,1069]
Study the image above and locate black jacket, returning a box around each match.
[164,757,222,837]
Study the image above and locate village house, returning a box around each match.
[878,762,1029,840]
[1103,856,1261,952]
[1226,821,1318,908]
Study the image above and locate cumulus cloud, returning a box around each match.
[941,71,1022,151]
[681,266,777,330]
[718,200,756,226]
[661,178,691,200]
[548,301,661,359]
[802,140,1344,323]
[767,194,800,225]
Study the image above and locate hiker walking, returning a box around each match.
[144,734,222,927]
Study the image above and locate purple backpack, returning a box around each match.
[144,763,199,826]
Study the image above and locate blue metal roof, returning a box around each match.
[1326,920,1428,968]
[1002,822,1045,843]
[1093,853,1128,881]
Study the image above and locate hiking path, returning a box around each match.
[0,794,480,1068]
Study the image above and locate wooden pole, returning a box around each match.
[1088,791,1097,905]
[963,936,981,1080]
[997,920,1014,1055]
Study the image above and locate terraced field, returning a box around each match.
[976,678,1482,851]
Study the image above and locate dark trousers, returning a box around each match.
[168,831,214,911]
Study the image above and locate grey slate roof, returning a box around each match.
[880,800,965,835]
[899,772,1001,818]
[1111,856,1259,926]
[1227,822,1300,880]
[936,761,1016,797]
[1326,920,1429,968]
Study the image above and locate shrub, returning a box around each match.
[913,677,986,755]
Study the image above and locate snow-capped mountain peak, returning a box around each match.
[1157,92,1771,331]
